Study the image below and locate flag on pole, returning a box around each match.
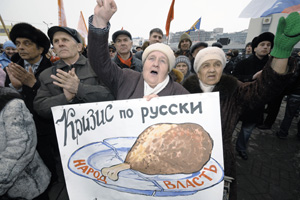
[58,0,67,26]
[77,11,88,45]
[239,0,300,18]
[186,17,201,35]
[261,0,300,17]
[165,0,175,37]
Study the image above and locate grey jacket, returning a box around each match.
[0,95,51,199]
[34,54,115,119]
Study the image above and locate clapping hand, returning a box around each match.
[6,63,37,89]
[50,68,79,101]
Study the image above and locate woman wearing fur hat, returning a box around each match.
[183,12,300,200]
[0,68,51,200]
[0,40,17,69]
[88,0,188,100]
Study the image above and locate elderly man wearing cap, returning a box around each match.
[111,29,142,72]
[232,32,275,161]
[183,12,300,200]
[34,26,114,118]
[88,0,188,101]
[33,25,114,189]
[0,40,17,69]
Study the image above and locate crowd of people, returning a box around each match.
[1,0,300,199]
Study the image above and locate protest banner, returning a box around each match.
[51,92,224,200]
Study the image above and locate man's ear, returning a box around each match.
[39,47,44,55]
[77,43,83,52]
[253,47,257,53]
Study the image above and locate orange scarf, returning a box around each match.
[118,54,132,67]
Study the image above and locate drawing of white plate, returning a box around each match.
[68,137,224,197]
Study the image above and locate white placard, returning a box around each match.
[51,92,224,200]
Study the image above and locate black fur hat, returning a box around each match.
[251,32,274,54]
[10,23,50,55]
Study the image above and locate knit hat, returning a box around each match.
[3,40,16,49]
[10,23,50,55]
[194,47,226,73]
[174,55,191,71]
[178,33,192,49]
[48,26,82,44]
[0,68,6,87]
[142,43,175,72]
[251,32,274,54]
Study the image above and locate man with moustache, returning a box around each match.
[5,23,56,192]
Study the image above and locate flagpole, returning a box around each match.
[0,15,10,39]
[80,11,88,33]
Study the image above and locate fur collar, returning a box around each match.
[183,74,239,100]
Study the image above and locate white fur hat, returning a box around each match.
[193,47,226,73]
[142,43,175,72]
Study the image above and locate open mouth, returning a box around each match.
[151,70,158,75]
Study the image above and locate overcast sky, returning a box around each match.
[1,0,252,41]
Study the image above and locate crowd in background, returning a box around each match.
[1,1,300,199]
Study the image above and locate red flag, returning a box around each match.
[77,11,88,45]
[58,0,67,27]
[165,0,175,37]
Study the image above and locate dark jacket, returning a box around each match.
[34,54,115,119]
[232,54,270,122]
[112,53,143,72]
[232,54,269,82]
[5,56,54,136]
[183,59,296,200]
[88,23,189,100]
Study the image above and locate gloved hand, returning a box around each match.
[270,12,300,58]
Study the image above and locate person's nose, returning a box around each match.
[153,58,159,67]
[208,66,215,72]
